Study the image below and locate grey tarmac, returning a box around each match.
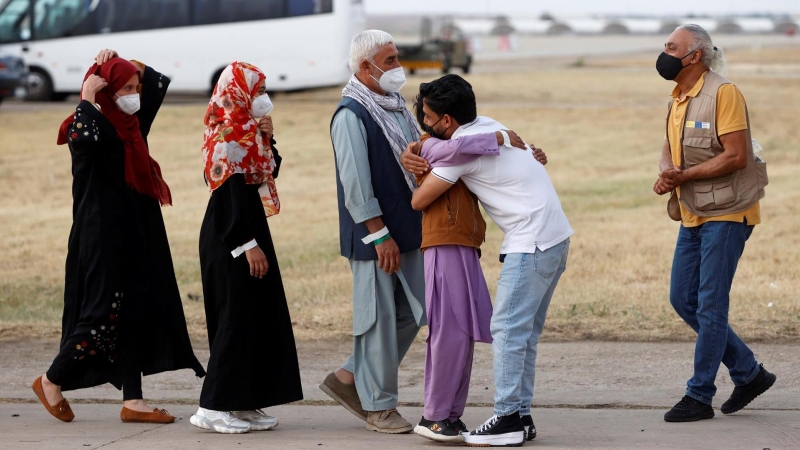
[0,338,798,449]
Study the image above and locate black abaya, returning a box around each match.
[198,170,303,411]
[47,65,205,393]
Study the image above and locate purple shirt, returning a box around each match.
[420,132,499,168]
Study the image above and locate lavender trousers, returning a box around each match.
[423,245,492,421]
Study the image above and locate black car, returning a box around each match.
[0,54,27,105]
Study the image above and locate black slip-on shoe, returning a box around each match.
[721,364,777,414]
[664,395,715,423]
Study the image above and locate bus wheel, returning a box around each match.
[210,67,226,95]
[26,69,54,102]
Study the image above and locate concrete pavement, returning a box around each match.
[1,338,798,449]
[1,404,798,450]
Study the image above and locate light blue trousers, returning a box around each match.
[492,239,570,416]
[342,250,425,411]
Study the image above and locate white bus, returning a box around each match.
[0,0,364,100]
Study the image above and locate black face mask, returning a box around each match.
[423,116,447,140]
[656,50,694,80]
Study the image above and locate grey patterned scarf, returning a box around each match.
[342,75,420,191]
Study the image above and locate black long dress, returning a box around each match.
[47,66,205,394]
[198,167,303,411]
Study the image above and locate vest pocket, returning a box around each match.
[755,160,769,190]
[693,174,736,210]
[683,136,714,166]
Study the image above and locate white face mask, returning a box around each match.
[115,94,140,115]
[370,62,406,93]
[251,93,274,119]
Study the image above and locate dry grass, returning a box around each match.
[1,45,799,343]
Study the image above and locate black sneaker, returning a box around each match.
[413,416,463,443]
[463,411,524,447]
[452,418,468,434]
[521,414,536,440]
[721,364,776,414]
[664,396,715,422]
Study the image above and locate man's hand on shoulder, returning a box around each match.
[401,142,430,176]
[532,147,547,165]
[496,130,526,150]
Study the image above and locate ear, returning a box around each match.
[443,114,454,129]
[359,59,372,75]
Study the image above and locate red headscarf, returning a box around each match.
[57,57,172,206]
[202,61,280,217]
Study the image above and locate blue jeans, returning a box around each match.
[670,221,760,405]
[492,239,570,416]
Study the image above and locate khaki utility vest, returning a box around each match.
[667,70,768,217]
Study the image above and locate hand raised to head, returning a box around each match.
[95,49,119,65]
[81,75,107,103]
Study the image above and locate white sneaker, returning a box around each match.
[190,407,251,434]
[232,409,279,431]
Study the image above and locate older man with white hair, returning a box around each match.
[318,30,425,434]
[653,24,774,423]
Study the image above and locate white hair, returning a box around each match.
[677,24,727,76]
[348,29,394,74]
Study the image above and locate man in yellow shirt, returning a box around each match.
[653,24,775,423]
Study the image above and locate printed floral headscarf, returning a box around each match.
[202,61,280,216]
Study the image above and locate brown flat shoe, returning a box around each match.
[120,406,175,424]
[366,408,413,434]
[32,376,74,422]
[319,372,367,421]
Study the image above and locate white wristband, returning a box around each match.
[231,239,258,258]
[361,226,389,244]
[499,130,511,148]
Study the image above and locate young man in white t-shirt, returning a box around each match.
[402,75,573,447]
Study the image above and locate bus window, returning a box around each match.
[33,0,94,40]
[193,0,284,25]
[0,0,31,43]
[95,0,190,33]
[287,0,333,16]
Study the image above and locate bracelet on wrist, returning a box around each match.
[373,234,392,245]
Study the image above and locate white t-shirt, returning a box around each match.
[431,116,573,254]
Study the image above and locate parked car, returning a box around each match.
[0,54,27,105]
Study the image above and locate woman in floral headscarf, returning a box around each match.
[190,62,302,434]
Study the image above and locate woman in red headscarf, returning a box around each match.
[189,62,302,434]
[32,49,205,424]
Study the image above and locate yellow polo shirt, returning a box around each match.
[667,71,760,227]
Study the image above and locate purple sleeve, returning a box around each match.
[420,132,499,168]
